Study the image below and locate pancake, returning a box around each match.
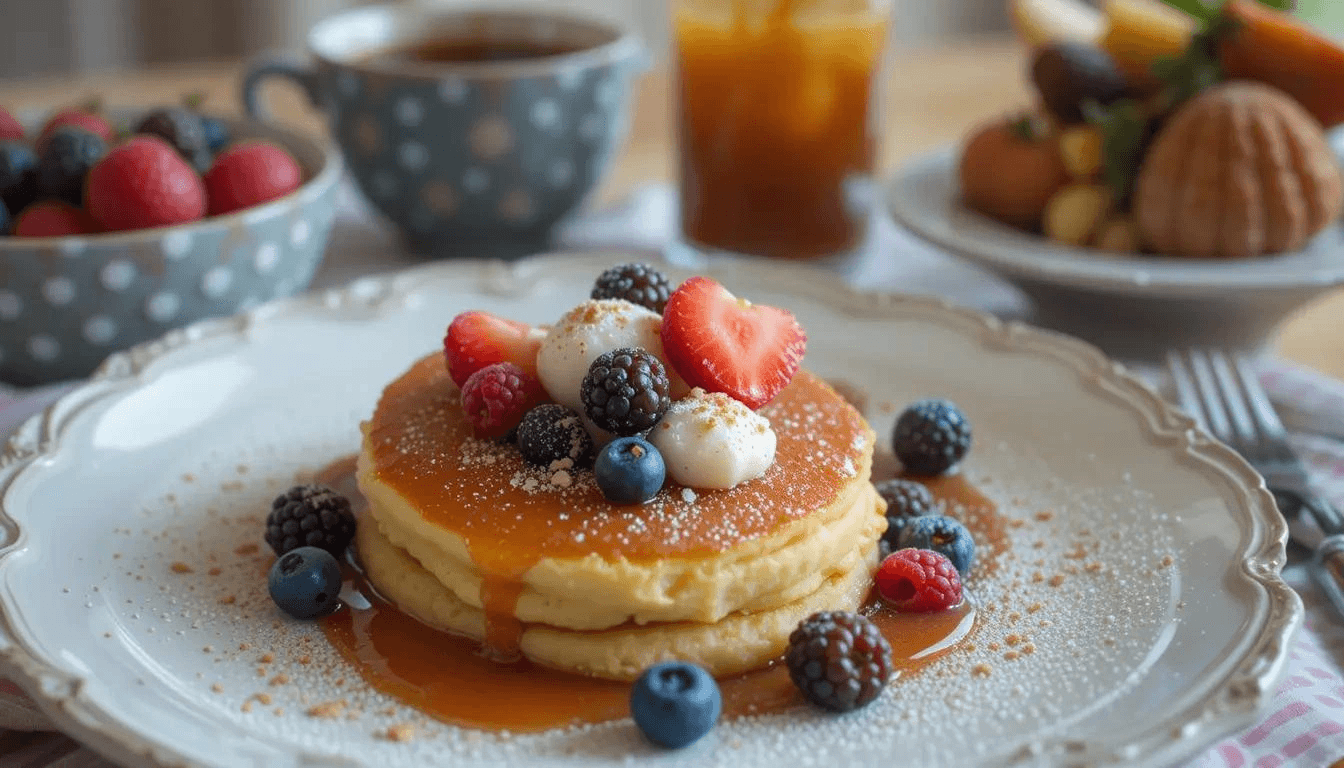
[354,352,886,675]
[357,513,880,680]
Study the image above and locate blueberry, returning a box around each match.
[267,546,343,619]
[897,514,976,576]
[199,114,230,153]
[630,661,721,748]
[0,200,9,236]
[892,398,972,476]
[0,141,37,215]
[36,126,106,206]
[595,436,665,505]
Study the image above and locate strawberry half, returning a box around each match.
[660,276,806,409]
[443,311,544,388]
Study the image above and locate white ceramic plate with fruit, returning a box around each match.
[888,0,1344,360]
[0,253,1298,767]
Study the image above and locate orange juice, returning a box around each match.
[675,0,891,259]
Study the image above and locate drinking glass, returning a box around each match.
[673,0,894,260]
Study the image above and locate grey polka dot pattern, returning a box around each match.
[0,114,342,386]
[318,42,641,256]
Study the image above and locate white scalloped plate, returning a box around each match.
[0,253,1301,767]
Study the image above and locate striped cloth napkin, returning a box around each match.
[1,361,1343,765]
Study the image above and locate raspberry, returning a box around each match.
[591,263,674,313]
[897,514,976,576]
[892,398,972,476]
[876,549,963,612]
[85,136,206,232]
[264,484,356,558]
[204,141,303,216]
[517,404,595,468]
[785,611,891,712]
[874,478,936,551]
[135,107,213,173]
[461,362,545,440]
[581,347,671,436]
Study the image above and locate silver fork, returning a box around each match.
[1167,349,1344,618]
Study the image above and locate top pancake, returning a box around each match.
[358,353,882,628]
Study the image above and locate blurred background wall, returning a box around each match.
[0,0,1012,79]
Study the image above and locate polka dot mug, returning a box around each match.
[242,4,648,259]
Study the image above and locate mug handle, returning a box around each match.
[241,55,322,122]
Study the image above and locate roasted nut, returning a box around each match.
[1044,184,1114,246]
[1059,125,1105,179]
[1095,215,1143,252]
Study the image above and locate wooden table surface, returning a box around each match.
[1,36,1341,379]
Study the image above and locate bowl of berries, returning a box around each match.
[0,100,343,386]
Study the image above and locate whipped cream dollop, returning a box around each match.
[649,389,776,490]
[536,299,689,414]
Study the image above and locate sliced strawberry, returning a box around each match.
[660,276,806,409]
[442,311,544,388]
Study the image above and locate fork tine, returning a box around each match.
[1208,351,1260,447]
[1166,350,1210,431]
[1228,355,1288,440]
[1187,350,1236,444]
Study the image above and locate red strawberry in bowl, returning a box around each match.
[204,141,304,216]
[443,311,546,388]
[0,107,24,140]
[35,108,114,153]
[12,200,98,237]
[85,136,206,232]
[660,276,806,409]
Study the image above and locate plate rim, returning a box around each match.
[885,146,1344,298]
[0,253,1304,767]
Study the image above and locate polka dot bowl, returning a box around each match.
[0,112,342,386]
[242,4,646,259]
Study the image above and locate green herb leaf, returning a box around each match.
[1084,98,1151,205]
[1159,0,1294,18]
[1160,0,1219,23]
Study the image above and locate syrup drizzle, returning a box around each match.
[314,458,1000,733]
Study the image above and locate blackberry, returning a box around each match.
[785,611,891,712]
[517,404,595,468]
[0,141,38,215]
[591,263,674,313]
[581,347,671,436]
[36,126,106,206]
[892,398,972,476]
[264,484,356,558]
[897,514,976,576]
[874,478,937,551]
[135,107,213,173]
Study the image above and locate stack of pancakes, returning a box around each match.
[355,353,886,681]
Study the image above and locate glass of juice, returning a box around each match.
[674,0,893,261]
